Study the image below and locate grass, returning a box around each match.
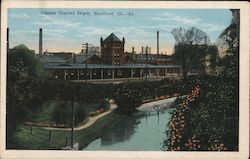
[8,111,129,150]
[29,101,104,126]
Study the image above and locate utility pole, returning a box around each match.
[142,46,149,80]
[82,43,92,83]
[70,100,75,148]
[146,46,148,80]
[156,31,159,64]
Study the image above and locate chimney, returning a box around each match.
[39,28,43,54]
[141,47,144,54]
[73,53,76,63]
[157,31,159,55]
[132,47,135,53]
[7,28,9,53]
[132,47,135,60]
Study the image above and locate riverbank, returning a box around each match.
[7,111,129,150]
[45,99,117,131]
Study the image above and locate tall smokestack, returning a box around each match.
[7,28,9,53]
[157,31,159,55]
[132,47,135,60]
[39,28,43,54]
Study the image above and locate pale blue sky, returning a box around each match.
[8,9,232,54]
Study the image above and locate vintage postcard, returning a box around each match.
[0,1,249,159]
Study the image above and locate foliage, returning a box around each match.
[165,75,238,151]
[7,44,48,127]
[51,101,87,127]
[165,11,239,151]
[171,27,219,79]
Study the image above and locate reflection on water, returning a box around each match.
[84,109,173,151]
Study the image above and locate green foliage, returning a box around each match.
[171,27,219,79]
[7,44,48,126]
[51,101,87,126]
[166,17,239,150]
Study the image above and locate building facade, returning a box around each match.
[37,32,182,82]
[100,33,125,65]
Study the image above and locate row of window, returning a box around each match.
[64,68,179,76]
[103,44,123,47]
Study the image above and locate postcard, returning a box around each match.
[0,1,249,159]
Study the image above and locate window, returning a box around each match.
[117,69,122,76]
[93,70,97,75]
[107,69,111,75]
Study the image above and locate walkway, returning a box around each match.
[45,99,117,131]
[137,96,179,112]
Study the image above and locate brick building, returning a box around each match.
[100,33,125,65]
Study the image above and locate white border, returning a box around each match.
[1,1,249,159]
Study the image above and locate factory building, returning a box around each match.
[36,30,182,81]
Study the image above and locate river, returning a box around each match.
[83,108,173,151]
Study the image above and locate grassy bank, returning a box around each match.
[7,111,129,150]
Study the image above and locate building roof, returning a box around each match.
[135,54,172,59]
[103,33,122,42]
[44,63,180,69]
[37,54,67,63]
[67,54,87,63]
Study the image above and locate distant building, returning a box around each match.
[135,53,176,65]
[100,33,125,65]
[44,51,73,60]
[80,46,101,57]
[36,32,181,81]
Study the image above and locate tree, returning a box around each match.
[171,27,214,79]
[7,44,48,132]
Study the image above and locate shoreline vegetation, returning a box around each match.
[8,111,130,150]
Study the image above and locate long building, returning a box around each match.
[39,32,182,81]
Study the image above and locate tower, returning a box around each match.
[100,33,125,65]
[39,28,43,54]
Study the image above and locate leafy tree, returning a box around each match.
[171,27,218,79]
[51,101,87,126]
[165,10,239,151]
[7,44,47,127]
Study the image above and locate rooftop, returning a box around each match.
[44,63,180,69]
[103,33,122,42]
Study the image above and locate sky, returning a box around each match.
[8,9,232,54]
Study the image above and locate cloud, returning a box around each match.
[152,12,201,25]
[33,14,82,29]
[10,13,30,19]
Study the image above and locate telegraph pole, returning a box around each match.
[146,46,148,80]
[142,46,149,80]
[70,100,75,148]
[82,43,92,83]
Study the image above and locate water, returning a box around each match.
[84,109,173,151]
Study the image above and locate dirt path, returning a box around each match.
[45,99,117,131]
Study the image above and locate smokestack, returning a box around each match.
[39,28,43,54]
[157,31,159,55]
[132,47,135,60]
[7,28,9,53]
[141,47,143,54]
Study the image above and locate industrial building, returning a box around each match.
[36,29,182,82]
